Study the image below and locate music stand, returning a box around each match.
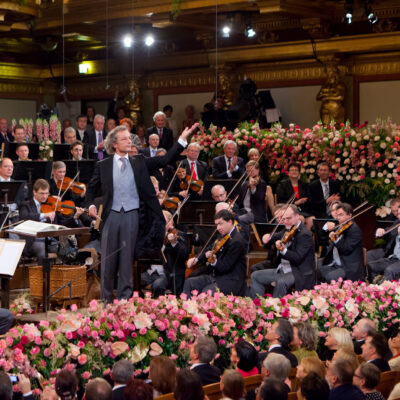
[4,142,39,160]
[376,220,395,229]
[64,160,96,184]
[53,144,72,161]
[201,179,239,200]
[193,224,215,247]
[12,161,52,186]
[0,181,25,209]
[250,222,285,250]
[179,201,217,225]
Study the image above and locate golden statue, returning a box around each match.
[316,64,345,125]
[218,71,236,108]
[123,79,142,126]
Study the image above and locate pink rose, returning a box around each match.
[78,354,87,365]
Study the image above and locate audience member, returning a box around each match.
[64,127,77,144]
[324,327,354,355]
[261,353,291,388]
[149,356,176,397]
[146,111,173,150]
[124,379,153,400]
[353,362,385,400]
[257,379,288,400]
[111,359,134,400]
[298,372,330,400]
[136,125,146,147]
[75,114,88,140]
[0,371,14,400]
[331,347,359,371]
[83,114,107,160]
[190,336,220,385]
[55,369,79,400]
[361,333,390,372]
[259,319,298,367]
[387,323,400,370]
[352,318,376,355]
[291,322,319,362]
[212,140,245,179]
[231,341,259,377]
[85,378,113,400]
[325,359,364,400]
[296,356,326,380]
[0,117,13,143]
[107,118,117,132]
[163,105,178,139]
[220,369,244,400]
[13,124,27,143]
[181,105,198,133]
[174,369,205,400]
[86,105,96,125]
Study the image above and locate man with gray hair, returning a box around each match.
[111,359,134,400]
[85,378,113,400]
[262,353,291,393]
[352,318,376,355]
[83,114,107,160]
[212,140,245,179]
[189,336,221,385]
[87,123,198,302]
[146,111,173,150]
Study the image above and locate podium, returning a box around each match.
[9,226,89,311]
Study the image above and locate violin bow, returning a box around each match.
[269,194,296,237]
[174,193,191,225]
[53,175,65,213]
[334,203,374,230]
[161,161,183,205]
[59,171,80,201]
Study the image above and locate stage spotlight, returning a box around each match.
[344,0,353,24]
[144,34,155,46]
[123,34,133,48]
[245,25,256,38]
[222,25,231,38]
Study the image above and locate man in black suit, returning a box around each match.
[352,318,376,355]
[212,140,245,179]
[83,114,108,160]
[190,336,221,386]
[259,318,298,367]
[0,118,13,144]
[87,124,197,302]
[308,162,341,218]
[237,160,267,223]
[146,111,174,150]
[361,333,390,372]
[111,359,134,400]
[250,204,315,298]
[183,209,247,297]
[141,134,159,158]
[318,202,364,282]
[75,114,88,141]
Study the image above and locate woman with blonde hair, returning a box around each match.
[296,356,326,380]
[149,356,177,397]
[325,327,354,352]
[220,369,244,400]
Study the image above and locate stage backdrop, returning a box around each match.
[0,99,37,122]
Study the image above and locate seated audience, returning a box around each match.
[291,322,319,362]
[220,369,245,400]
[146,111,174,150]
[353,362,385,400]
[149,356,176,397]
[325,359,364,400]
[259,318,298,367]
[261,353,291,389]
[181,105,197,133]
[111,359,134,400]
[297,371,330,400]
[212,140,245,179]
[324,327,354,355]
[16,143,30,161]
[331,347,359,371]
[85,378,113,400]
[352,318,376,355]
[13,124,27,143]
[107,118,117,132]
[75,114,88,140]
[361,333,390,372]
[296,356,326,380]
[64,127,77,144]
[55,369,79,400]
[136,125,146,147]
[190,335,220,385]
[387,323,400,370]
[231,341,259,377]
[256,379,289,400]
[142,134,160,157]
[0,372,34,400]
[174,369,205,400]
[125,379,153,400]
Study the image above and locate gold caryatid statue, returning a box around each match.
[218,71,236,108]
[123,79,142,126]
[316,64,345,125]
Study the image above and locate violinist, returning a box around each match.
[141,210,189,296]
[237,160,268,223]
[181,142,209,199]
[151,148,175,191]
[183,209,247,298]
[168,166,190,200]
[249,204,315,298]
[318,203,363,282]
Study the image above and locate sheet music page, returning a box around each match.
[12,220,66,235]
[0,239,25,276]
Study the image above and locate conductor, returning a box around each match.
[87,123,198,302]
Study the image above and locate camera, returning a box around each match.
[9,374,18,383]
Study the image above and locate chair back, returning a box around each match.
[376,370,399,399]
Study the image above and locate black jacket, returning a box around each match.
[308,178,341,218]
[259,346,298,368]
[212,155,245,179]
[370,357,390,372]
[276,179,311,214]
[146,126,174,150]
[237,178,267,223]
[191,364,221,386]
[83,127,108,159]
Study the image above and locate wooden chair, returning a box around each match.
[288,367,300,392]
[155,392,174,400]
[203,381,222,400]
[376,370,399,399]
[243,374,263,391]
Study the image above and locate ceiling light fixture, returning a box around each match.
[222,25,231,38]
[344,0,353,24]
[245,24,256,38]
[123,34,133,48]
[364,0,378,24]
[144,34,155,46]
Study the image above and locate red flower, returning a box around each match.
[253,298,261,306]
[20,336,29,345]
[281,309,290,318]
[280,298,287,306]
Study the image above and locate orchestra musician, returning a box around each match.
[183,209,247,297]
[318,202,364,282]
[141,210,189,296]
[151,148,175,192]
[249,204,315,298]
[86,123,196,303]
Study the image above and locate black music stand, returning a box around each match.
[53,144,72,161]
[12,161,52,187]
[376,220,395,229]
[179,201,217,225]
[192,224,215,247]
[64,160,96,184]
[201,179,239,200]
[0,181,25,222]
[4,142,39,160]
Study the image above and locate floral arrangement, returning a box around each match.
[192,119,400,206]
[36,115,61,160]
[2,279,400,394]
[9,293,34,317]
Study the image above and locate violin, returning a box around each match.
[207,234,231,263]
[276,225,298,251]
[179,175,204,192]
[41,196,86,217]
[56,176,86,196]
[158,194,181,211]
[330,221,353,242]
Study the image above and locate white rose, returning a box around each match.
[378,172,383,178]
[371,171,376,178]
[384,178,390,184]
[346,175,351,180]
[388,173,392,179]
[375,136,380,141]
[389,163,394,168]
[380,143,387,149]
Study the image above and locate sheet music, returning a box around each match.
[12,220,67,235]
[0,239,25,276]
